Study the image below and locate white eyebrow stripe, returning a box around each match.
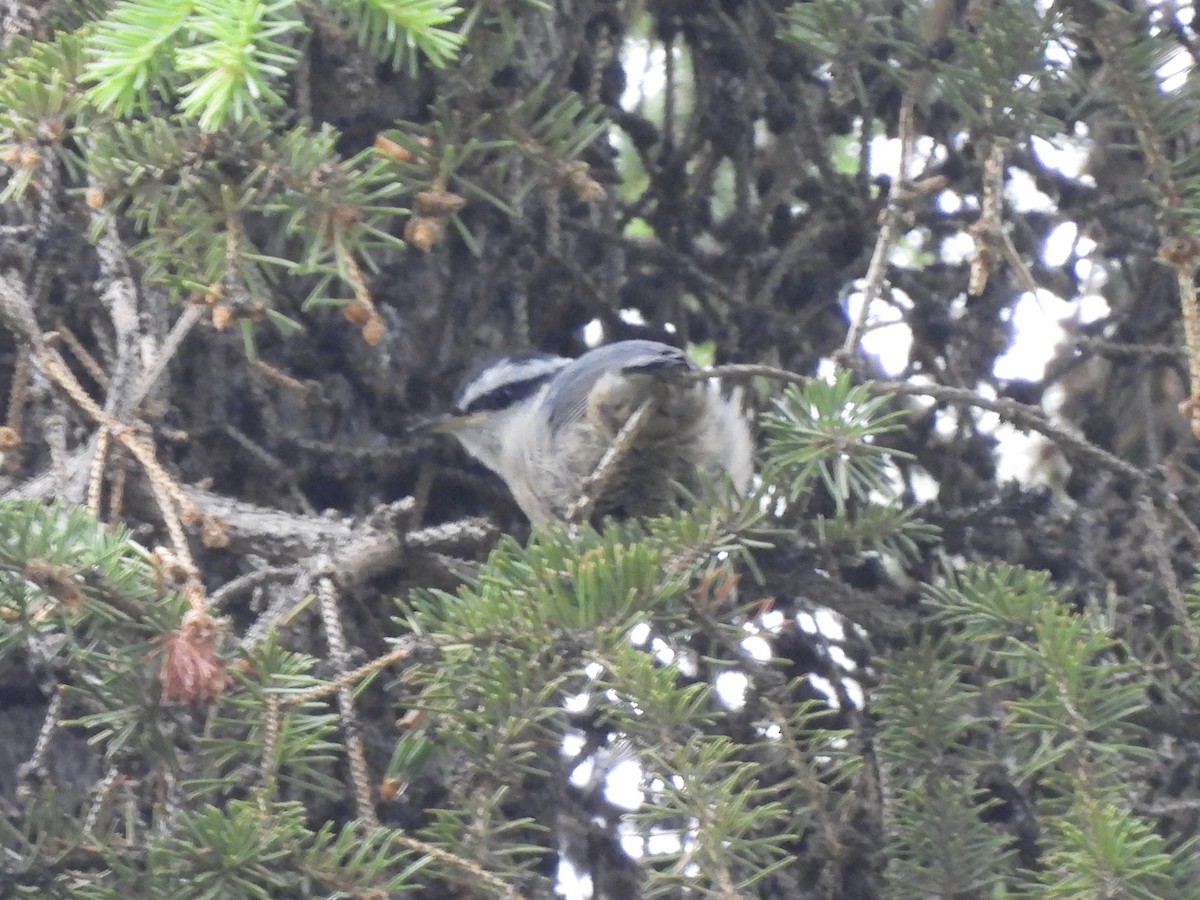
[455,355,570,412]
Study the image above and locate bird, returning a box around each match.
[431,339,753,525]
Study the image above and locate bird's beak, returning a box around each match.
[409,412,480,436]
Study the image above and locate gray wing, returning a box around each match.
[543,340,694,432]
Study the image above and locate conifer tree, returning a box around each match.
[3,1,1200,898]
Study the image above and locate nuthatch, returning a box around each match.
[433,340,753,525]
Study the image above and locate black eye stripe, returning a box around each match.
[458,372,553,414]
[453,351,568,414]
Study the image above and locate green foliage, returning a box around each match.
[0,501,178,653]
[84,800,424,898]
[419,791,548,888]
[926,566,1148,781]
[876,564,1200,897]
[81,119,405,313]
[0,34,87,141]
[375,85,609,251]
[393,502,853,895]
[782,1,1066,139]
[405,524,683,643]
[0,34,88,201]
[780,0,894,60]
[0,0,605,346]
[186,637,344,801]
[83,0,193,117]
[175,0,304,131]
[633,737,794,897]
[1038,800,1181,900]
[0,502,438,896]
[83,0,463,128]
[760,373,937,565]
[762,372,911,514]
[317,0,464,76]
[0,504,202,770]
[878,638,1017,898]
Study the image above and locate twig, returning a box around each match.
[210,564,301,608]
[90,181,143,423]
[252,358,312,396]
[388,831,527,900]
[566,397,658,528]
[86,426,110,515]
[969,143,1038,296]
[313,569,378,827]
[135,432,198,572]
[1069,335,1185,361]
[841,98,915,358]
[3,350,31,473]
[1,273,202,543]
[281,636,428,707]
[703,362,1149,485]
[968,144,1006,296]
[1162,238,1200,437]
[82,766,122,837]
[260,694,283,808]
[15,688,62,796]
[405,515,496,551]
[1138,494,1199,649]
[44,413,67,496]
[107,453,128,525]
[127,303,204,412]
[52,323,111,390]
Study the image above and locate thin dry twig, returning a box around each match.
[3,350,31,468]
[86,426,110,515]
[106,454,128,525]
[704,363,1149,485]
[314,569,378,828]
[281,636,428,707]
[1162,239,1200,437]
[211,564,301,608]
[841,99,915,358]
[83,765,123,837]
[259,694,283,807]
[127,303,204,412]
[1138,494,1199,650]
[566,396,658,528]
[15,688,62,795]
[0,272,204,561]
[44,413,67,496]
[52,323,111,390]
[389,831,528,900]
[970,144,1038,296]
[90,184,144,423]
[252,358,312,396]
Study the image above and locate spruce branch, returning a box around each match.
[83,0,193,117]
[917,563,1197,895]
[174,0,303,131]
[704,364,1153,488]
[308,0,464,76]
